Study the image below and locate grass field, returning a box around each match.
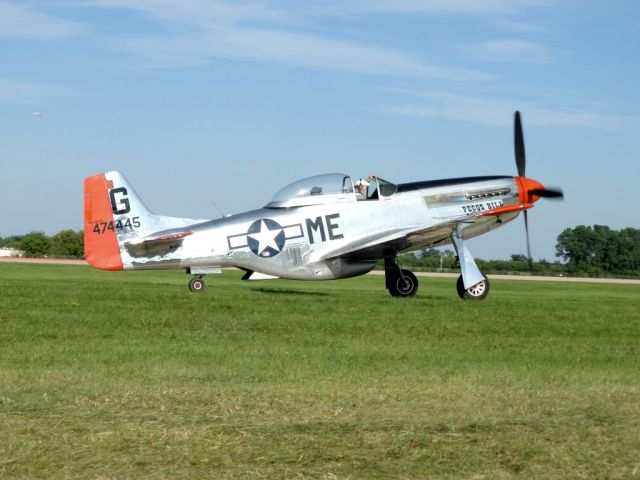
[1,263,639,479]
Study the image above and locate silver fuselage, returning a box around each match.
[119,175,520,280]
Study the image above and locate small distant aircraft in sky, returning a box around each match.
[84,112,562,299]
[33,112,44,118]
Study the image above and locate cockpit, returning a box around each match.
[265,173,397,208]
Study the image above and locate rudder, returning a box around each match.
[84,173,124,270]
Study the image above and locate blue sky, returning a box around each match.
[1,0,638,260]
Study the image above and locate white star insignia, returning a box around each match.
[248,220,282,256]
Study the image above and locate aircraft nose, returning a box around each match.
[515,176,545,204]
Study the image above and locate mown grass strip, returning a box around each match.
[1,263,639,478]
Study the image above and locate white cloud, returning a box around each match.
[79,0,549,22]
[79,0,291,26]
[491,18,551,34]
[67,0,491,81]
[20,1,557,80]
[0,1,86,39]
[113,26,492,81]
[0,79,70,103]
[384,91,625,130]
[469,39,555,63]
[316,0,552,16]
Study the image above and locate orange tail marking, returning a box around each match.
[84,174,123,270]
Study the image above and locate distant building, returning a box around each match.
[0,248,22,257]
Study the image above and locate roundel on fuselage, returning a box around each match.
[247,219,286,257]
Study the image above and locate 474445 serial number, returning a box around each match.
[92,217,140,235]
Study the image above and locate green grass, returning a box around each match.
[1,263,639,479]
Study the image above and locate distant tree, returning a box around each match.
[0,235,24,249]
[510,254,528,262]
[50,230,84,258]
[556,225,602,272]
[20,231,51,258]
[556,225,640,274]
[621,227,640,271]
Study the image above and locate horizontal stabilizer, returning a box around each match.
[123,230,193,259]
[127,230,193,245]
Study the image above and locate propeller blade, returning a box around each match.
[514,111,526,177]
[524,210,533,270]
[530,187,564,199]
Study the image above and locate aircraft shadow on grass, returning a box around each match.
[251,287,329,297]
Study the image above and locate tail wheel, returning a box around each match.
[456,274,490,300]
[188,276,205,293]
[388,269,418,297]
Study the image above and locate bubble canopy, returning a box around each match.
[265,173,356,208]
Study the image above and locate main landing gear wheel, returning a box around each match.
[188,276,205,293]
[456,274,490,300]
[388,269,418,297]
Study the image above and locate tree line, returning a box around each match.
[0,230,83,259]
[555,225,640,275]
[396,225,639,277]
[1,225,638,276]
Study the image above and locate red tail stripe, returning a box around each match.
[84,174,123,271]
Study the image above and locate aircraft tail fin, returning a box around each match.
[84,171,202,270]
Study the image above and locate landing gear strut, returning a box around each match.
[451,228,490,301]
[384,257,418,297]
[188,275,205,293]
[186,266,222,293]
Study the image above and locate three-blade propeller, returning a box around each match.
[513,111,564,267]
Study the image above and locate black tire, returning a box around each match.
[388,269,418,297]
[188,277,205,293]
[456,274,489,300]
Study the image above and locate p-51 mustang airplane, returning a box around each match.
[84,112,562,299]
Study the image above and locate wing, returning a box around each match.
[312,221,459,262]
[314,210,522,262]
